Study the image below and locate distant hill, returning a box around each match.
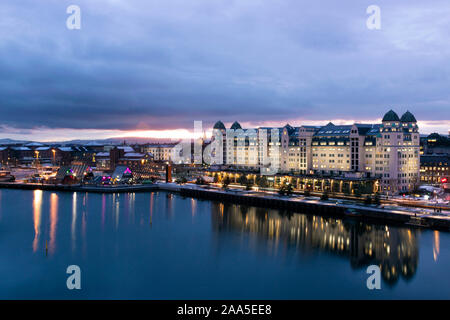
[0,137,181,146]
[55,137,180,145]
[0,138,31,145]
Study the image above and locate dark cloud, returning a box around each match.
[0,0,449,134]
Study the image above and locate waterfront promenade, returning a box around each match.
[0,181,449,230]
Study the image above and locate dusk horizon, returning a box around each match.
[1,1,449,142]
[0,113,448,143]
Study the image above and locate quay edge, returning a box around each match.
[0,182,449,231]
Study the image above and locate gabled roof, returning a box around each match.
[117,146,134,152]
[25,142,44,147]
[11,147,31,151]
[96,152,110,157]
[122,152,145,158]
[112,165,132,179]
[283,124,296,136]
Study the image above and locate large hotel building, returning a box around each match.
[211,110,420,195]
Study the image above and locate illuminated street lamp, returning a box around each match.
[34,150,39,167]
[52,149,56,165]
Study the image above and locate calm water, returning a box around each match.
[0,189,449,299]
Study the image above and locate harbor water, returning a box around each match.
[0,189,449,299]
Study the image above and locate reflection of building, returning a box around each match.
[211,203,418,285]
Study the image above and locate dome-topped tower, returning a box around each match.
[382,110,400,122]
[213,121,226,130]
[400,111,417,123]
[400,110,418,132]
[230,121,242,130]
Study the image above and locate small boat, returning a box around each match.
[0,170,15,182]
[344,208,361,217]
[406,216,430,228]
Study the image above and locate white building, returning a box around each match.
[143,143,177,162]
[212,110,420,194]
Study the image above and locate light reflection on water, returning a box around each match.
[211,203,419,285]
[433,230,440,262]
[0,189,448,299]
[71,192,77,253]
[49,193,58,255]
[32,189,42,253]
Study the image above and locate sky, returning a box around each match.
[0,0,449,141]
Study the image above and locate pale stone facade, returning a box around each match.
[212,110,420,195]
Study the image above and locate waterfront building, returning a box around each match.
[94,151,110,169]
[54,164,91,184]
[212,110,421,195]
[0,147,13,166]
[142,143,177,161]
[210,121,227,166]
[420,154,450,184]
[211,121,283,172]
[206,169,379,195]
[281,124,319,174]
[117,152,152,166]
[420,133,450,155]
[10,146,34,166]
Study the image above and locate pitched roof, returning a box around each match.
[24,142,44,147]
[117,146,134,152]
[95,152,110,157]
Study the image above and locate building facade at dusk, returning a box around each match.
[420,155,450,185]
[142,143,177,162]
[212,110,421,194]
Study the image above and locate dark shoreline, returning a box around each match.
[0,182,158,193]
